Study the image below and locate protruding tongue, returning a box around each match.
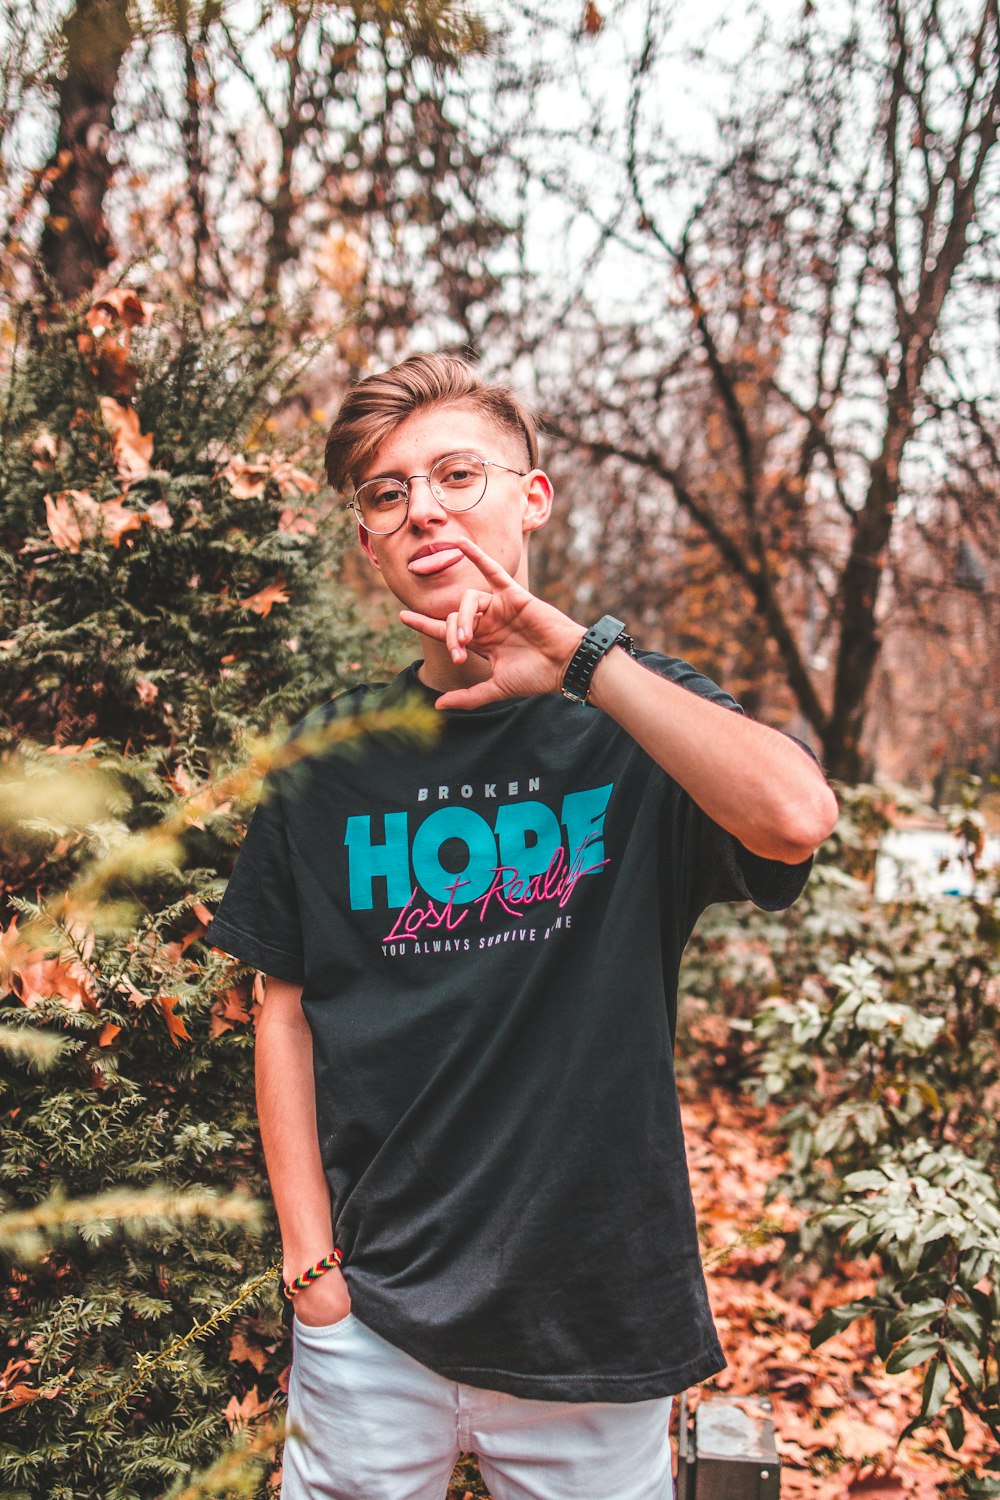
[408,547,464,575]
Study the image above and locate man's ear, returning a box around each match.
[358,524,381,571]
[521,470,554,535]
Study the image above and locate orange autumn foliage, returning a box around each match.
[77,288,156,402]
[0,916,97,1012]
[239,581,290,618]
[152,994,192,1047]
[42,488,172,553]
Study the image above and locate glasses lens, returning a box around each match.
[354,478,408,534]
[429,454,487,511]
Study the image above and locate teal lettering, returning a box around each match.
[495,800,562,882]
[411,807,496,904]
[561,784,613,869]
[345,812,411,910]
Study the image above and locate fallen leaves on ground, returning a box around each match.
[682,1083,992,1498]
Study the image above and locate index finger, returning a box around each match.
[449,536,517,590]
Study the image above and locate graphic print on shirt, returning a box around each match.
[341,779,615,958]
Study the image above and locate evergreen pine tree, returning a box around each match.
[0,297,404,1499]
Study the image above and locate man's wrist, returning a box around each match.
[283,1248,342,1300]
[556,626,588,691]
[561,616,634,703]
[281,1237,339,1281]
[585,639,640,713]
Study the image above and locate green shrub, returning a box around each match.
[0,296,376,756]
[0,300,381,1499]
[812,1139,1000,1492]
[721,782,1000,1485]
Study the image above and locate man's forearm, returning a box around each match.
[256,977,335,1275]
[587,647,839,863]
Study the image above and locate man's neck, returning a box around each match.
[416,639,493,696]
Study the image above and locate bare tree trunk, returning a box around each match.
[823,398,912,780]
[37,0,133,306]
[822,0,1000,779]
[260,10,309,309]
[176,0,210,303]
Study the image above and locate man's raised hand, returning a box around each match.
[398,537,585,710]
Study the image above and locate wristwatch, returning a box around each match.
[561,615,634,704]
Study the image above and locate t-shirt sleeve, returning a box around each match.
[686,804,814,917]
[208,778,305,982]
[640,652,818,922]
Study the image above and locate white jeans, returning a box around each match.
[284,1313,674,1500]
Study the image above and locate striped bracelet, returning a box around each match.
[283,1248,342,1301]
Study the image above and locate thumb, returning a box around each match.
[433,677,506,712]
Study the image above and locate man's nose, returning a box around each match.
[406,474,448,525]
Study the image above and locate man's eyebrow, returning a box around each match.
[361,449,473,481]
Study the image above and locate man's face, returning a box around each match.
[356,404,551,614]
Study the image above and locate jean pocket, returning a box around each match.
[292,1311,357,1341]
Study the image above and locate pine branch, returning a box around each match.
[163,1416,286,1500]
[0,1185,264,1260]
[12,699,438,952]
[0,1025,67,1067]
[100,1257,281,1418]
[701,1214,786,1269]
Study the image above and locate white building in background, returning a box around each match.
[874,822,1000,901]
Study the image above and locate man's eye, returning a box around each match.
[370,485,406,507]
[436,462,477,486]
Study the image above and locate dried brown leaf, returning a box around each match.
[99,398,153,482]
[239,581,290,618]
[154,994,191,1046]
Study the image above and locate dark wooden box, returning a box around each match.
[675,1394,781,1500]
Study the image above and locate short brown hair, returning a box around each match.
[324,353,540,490]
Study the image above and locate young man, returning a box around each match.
[209,354,838,1500]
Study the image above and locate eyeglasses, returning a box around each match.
[349,452,529,535]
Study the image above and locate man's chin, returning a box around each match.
[402,560,484,608]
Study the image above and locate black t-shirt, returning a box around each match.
[209,653,812,1401]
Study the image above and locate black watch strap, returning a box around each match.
[562,615,634,704]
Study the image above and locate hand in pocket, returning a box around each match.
[291,1265,352,1328]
